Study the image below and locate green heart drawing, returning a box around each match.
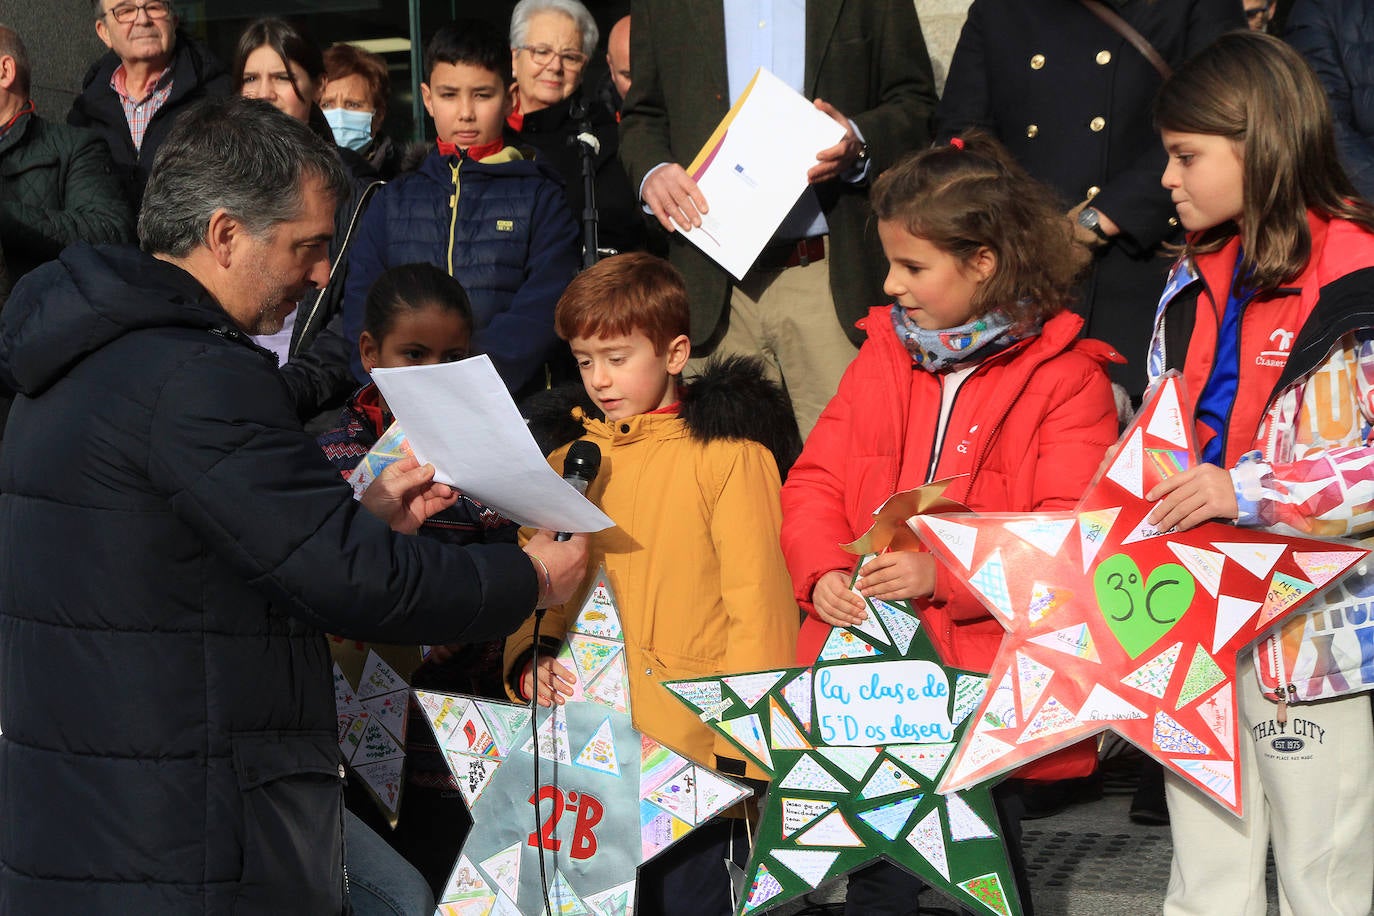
[1093,554,1196,659]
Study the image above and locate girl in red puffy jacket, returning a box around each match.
[780,132,1121,916]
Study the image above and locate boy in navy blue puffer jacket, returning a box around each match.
[341,18,579,399]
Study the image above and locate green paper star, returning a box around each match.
[664,571,1021,916]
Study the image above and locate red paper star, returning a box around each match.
[910,374,1367,814]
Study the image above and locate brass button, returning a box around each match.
[1026,123,1039,138]
[1168,216,1179,227]
[1030,54,1045,70]
[1086,185,1101,199]
[1090,116,1106,132]
[1096,50,1112,65]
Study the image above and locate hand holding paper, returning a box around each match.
[368,356,613,533]
[358,456,457,534]
[679,67,847,279]
[642,162,708,233]
[807,98,864,184]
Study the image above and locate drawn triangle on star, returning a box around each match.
[768,696,811,750]
[1195,682,1236,756]
[818,627,879,661]
[1016,652,1054,713]
[871,598,920,654]
[568,634,621,686]
[781,797,835,838]
[664,679,723,713]
[781,670,813,731]
[1078,507,1121,572]
[906,807,950,880]
[858,758,920,800]
[848,582,894,647]
[476,702,530,758]
[1105,427,1144,497]
[1146,379,1188,447]
[778,753,847,793]
[1003,518,1075,557]
[1213,594,1263,653]
[1173,757,1237,806]
[718,713,771,769]
[1075,684,1146,721]
[945,792,997,840]
[573,716,621,777]
[794,809,864,846]
[546,869,592,915]
[740,862,785,914]
[968,548,1014,623]
[770,849,841,889]
[692,765,750,823]
[1167,543,1225,598]
[855,794,922,841]
[1294,550,1365,588]
[922,516,980,570]
[1121,642,1182,698]
[1153,711,1209,754]
[723,670,788,707]
[960,872,1014,916]
[1257,573,1315,629]
[889,743,954,781]
[570,569,624,640]
[584,881,635,916]
[1027,582,1074,625]
[817,746,881,781]
[1176,646,1226,709]
[1211,541,1285,579]
[1028,623,1100,662]
[477,841,522,900]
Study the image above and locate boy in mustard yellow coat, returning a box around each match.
[506,252,801,915]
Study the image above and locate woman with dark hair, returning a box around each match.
[231,17,384,432]
[233,17,374,181]
[508,0,644,257]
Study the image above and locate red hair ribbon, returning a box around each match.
[949,137,965,150]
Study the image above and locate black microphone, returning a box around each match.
[555,440,601,541]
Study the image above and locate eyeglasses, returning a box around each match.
[103,1,173,24]
[516,45,588,71]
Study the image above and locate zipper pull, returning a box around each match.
[1276,693,1287,726]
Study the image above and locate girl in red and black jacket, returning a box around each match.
[780,133,1121,916]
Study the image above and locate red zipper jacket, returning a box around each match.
[781,306,1121,779]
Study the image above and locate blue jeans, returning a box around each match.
[344,809,436,916]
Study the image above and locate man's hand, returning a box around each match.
[641,163,708,233]
[1146,464,1239,532]
[359,456,457,534]
[522,657,576,707]
[808,98,863,184]
[812,569,868,627]
[523,530,589,608]
[857,551,936,602]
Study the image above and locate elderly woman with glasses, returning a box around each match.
[508,0,645,256]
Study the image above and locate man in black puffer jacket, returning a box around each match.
[0,96,585,915]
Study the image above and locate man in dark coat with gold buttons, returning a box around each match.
[936,0,1243,399]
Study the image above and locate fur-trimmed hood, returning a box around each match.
[522,354,802,478]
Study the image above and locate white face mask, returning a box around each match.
[323,107,374,151]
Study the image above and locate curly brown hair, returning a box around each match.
[870,130,1087,326]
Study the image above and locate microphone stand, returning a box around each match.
[568,97,602,268]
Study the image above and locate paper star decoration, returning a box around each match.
[665,577,1023,916]
[911,373,1368,814]
[416,567,752,914]
[333,641,422,827]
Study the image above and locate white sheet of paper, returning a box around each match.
[370,356,613,532]
[679,68,847,280]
